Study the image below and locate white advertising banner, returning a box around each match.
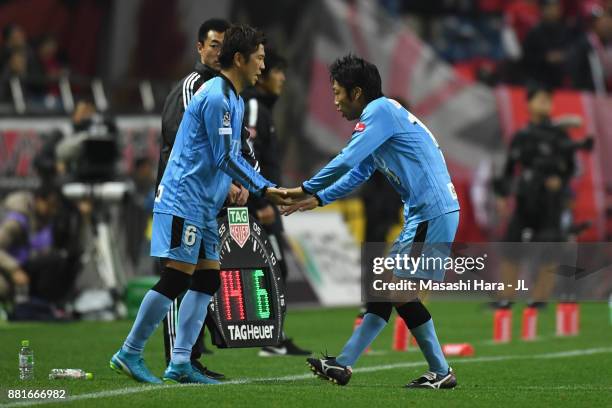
[283,211,361,306]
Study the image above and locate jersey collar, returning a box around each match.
[217,72,239,97]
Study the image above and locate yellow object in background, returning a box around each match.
[321,198,402,245]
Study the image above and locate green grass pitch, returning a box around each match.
[1,302,611,407]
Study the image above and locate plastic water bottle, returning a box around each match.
[49,369,93,380]
[19,340,34,380]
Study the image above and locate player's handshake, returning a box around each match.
[276,186,320,216]
[263,187,293,206]
[261,186,320,215]
[280,195,319,216]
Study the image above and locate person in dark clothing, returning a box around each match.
[521,0,574,88]
[567,6,612,94]
[242,49,311,356]
[0,187,59,303]
[0,185,81,320]
[495,85,583,243]
[494,84,593,306]
[158,18,232,381]
[158,19,229,187]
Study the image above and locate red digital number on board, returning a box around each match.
[220,270,246,321]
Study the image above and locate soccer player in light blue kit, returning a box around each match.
[110,24,289,384]
[283,55,460,389]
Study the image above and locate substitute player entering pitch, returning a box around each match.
[282,55,460,389]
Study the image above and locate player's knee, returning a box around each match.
[366,302,393,322]
[190,269,221,296]
[152,266,191,300]
[395,300,432,329]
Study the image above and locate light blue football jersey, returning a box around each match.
[154,75,274,225]
[305,97,460,225]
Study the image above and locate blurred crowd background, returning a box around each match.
[1,0,611,319]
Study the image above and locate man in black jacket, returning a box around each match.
[158,18,235,381]
[521,0,574,89]
[159,18,227,185]
[567,6,612,94]
[242,49,311,356]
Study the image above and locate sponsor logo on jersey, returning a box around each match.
[228,207,250,248]
[223,111,231,127]
[354,122,366,132]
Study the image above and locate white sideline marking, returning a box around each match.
[3,347,611,407]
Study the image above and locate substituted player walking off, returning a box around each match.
[109,24,289,384]
[158,18,230,381]
[282,55,460,389]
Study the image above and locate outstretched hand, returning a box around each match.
[280,195,318,216]
[284,186,309,199]
[264,187,293,206]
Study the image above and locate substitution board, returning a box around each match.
[209,207,286,348]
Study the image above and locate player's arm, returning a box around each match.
[302,107,391,194]
[204,95,273,197]
[317,156,376,205]
[281,157,375,216]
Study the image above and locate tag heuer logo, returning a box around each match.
[228,207,250,248]
[223,111,231,127]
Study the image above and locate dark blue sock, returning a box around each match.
[171,290,212,364]
[336,313,387,367]
[411,319,449,376]
[122,290,172,355]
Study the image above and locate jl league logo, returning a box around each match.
[228,207,250,248]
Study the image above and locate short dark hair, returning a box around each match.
[526,82,552,101]
[329,54,383,103]
[261,48,287,77]
[218,24,266,70]
[197,18,230,43]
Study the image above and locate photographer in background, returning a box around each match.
[55,99,119,182]
[494,83,594,306]
[0,185,81,319]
